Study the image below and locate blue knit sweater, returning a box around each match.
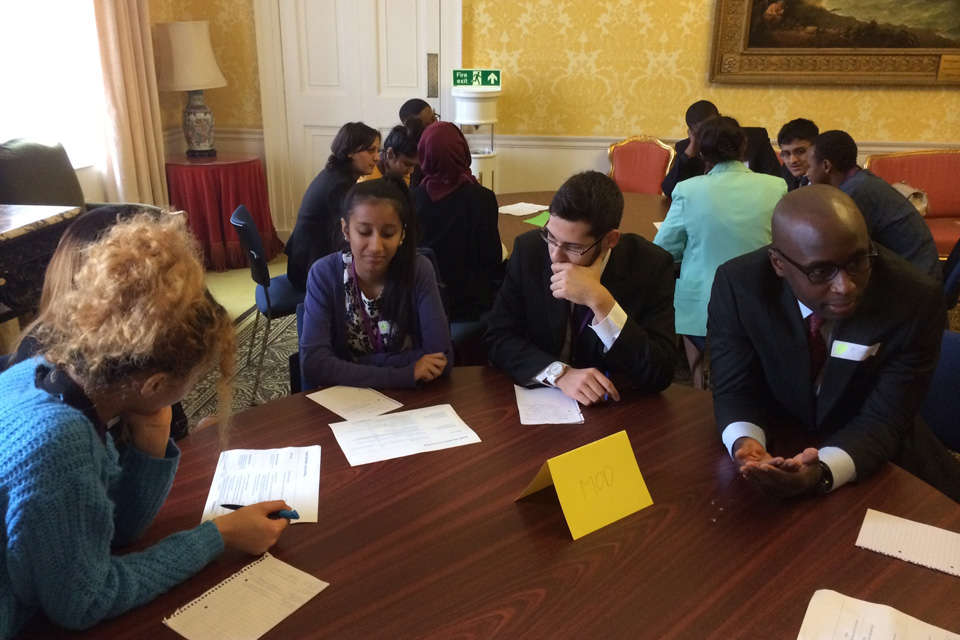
[0,359,224,637]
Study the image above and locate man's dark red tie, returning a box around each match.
[808,314,827,381]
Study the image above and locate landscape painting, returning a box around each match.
[749,0,960,49]
[710,0,960,85]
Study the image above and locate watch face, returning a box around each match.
[548,362,563,377]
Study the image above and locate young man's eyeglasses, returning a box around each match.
[771,244,877,285]
[539,224,605,258]
[779,146,808,160]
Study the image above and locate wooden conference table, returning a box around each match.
[24,368,960,639]
[497,191,669,253]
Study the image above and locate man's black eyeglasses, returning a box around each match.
[771,244,877,285]
[539,224,605,257]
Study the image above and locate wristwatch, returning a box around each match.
[816,460,834,494]
[544,362,568,386]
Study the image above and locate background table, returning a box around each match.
[165,154,282,272]
[22,368,960,638]
[497,191,669,254]
[0,204,81,319]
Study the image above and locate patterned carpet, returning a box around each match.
[182,313,298,428]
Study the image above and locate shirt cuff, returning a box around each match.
[721,422,767,459]
[533,361,562,387]
[818,446,857,491]
[591,302,626,352]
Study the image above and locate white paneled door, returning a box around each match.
[275,0,442,229]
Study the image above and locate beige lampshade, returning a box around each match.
[155,21,227,92]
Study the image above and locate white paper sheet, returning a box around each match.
[498,202,549,216]
[328,404,480,466]
[856,508,960,577]
[653,221,662,230]
[200,446,321,524]
[513,385,584,425]
[797,589,960,639]
[306,385,402,421]
[163,553,328,640]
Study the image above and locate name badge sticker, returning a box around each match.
[831,340,880,361]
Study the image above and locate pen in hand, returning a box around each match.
[220,503,300,520]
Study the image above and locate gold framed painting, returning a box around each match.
[710,0,960,85]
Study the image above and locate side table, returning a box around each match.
[165,153,282,271]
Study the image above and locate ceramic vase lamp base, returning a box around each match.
[182,89,217,159]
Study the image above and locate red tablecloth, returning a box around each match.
[165,153,283,271]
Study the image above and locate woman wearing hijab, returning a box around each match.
[410,122,504,322]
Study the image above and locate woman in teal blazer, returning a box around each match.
[654,116,787,386]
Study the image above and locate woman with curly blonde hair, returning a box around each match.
[0,213,291,637]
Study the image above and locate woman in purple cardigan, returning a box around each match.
[300,175,453,390]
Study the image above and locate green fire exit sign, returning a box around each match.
[453,69,501,87]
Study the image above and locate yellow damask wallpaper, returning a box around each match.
[462,0,960,142]
[149,0,261,131]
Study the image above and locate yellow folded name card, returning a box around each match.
[516,430,653,540]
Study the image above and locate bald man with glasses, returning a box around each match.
[708,185,960,501]
[483,171,678,405]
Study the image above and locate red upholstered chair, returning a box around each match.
[864,150,960,258]
[607,136,675,195]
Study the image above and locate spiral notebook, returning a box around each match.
[163,553,328,640]
[855,508,960,577]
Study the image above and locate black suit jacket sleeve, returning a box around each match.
[661,140,703,199]
[819,279,944,477]
[603,240,678,392]
[483,232,677,393]
[708,260,783,432]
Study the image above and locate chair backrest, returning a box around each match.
[0,138,86,209]
[920,331,960,453]
[229,205,272,288]
[864,150,960,219]
[607,136,676,195]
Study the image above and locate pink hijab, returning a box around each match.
[417,122,478,202]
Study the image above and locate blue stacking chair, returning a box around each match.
[229,205,305,404]
[920,331,960,453]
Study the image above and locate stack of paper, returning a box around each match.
[328,404,480,466]
[498,202,548,216]
[200,446,321,523]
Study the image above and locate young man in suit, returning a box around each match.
[484,171,678,405]
[776,118,818,191]
[661,100,781,198]
[805,129,941,280]
[708,185,960,501]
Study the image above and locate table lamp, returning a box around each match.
[155,21,227,159]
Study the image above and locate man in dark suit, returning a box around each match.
[661,100,781,198]
[708,185,960,501]
[805,129,941,281]
[484,171,677,405]
[776,118,818,191]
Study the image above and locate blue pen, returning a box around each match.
[220,504,300,520]
[604,370,611,402]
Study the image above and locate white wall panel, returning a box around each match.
[304,0,341,88]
